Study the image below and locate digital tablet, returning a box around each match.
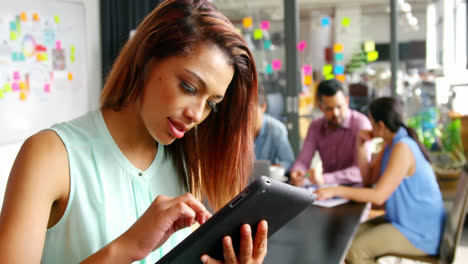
[155,176,316,264]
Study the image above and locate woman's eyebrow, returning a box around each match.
[184,69,224,99]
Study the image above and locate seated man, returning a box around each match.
[290,79,372,186]
[254,86,295,171]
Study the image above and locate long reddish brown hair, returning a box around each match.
[100,0,257,210]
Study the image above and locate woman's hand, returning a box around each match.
[314,186,341,201]
[201,220,268,264]
[115,193,212,261]
[357,129,373,147]
[290,170,305,186]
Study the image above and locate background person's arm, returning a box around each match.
[289,124,318,186]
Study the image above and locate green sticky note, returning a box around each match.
[364,41,375,53]
[253,29,263,40]
[342,17,351,27]
[10,31,17,40]
[325,73,335,80]
[0,89,4,98]
[266,64,273,74]
[4,83,12,92]
[322,64,333,75]
[264,40,272,50]
[54,15,60,24]
[70,55,75,62]
[367,51,379,62]
[70,45,76,54]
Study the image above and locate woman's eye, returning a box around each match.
[181,82,196,93]
[207,101,218,112]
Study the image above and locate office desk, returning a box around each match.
[264,202,368,264]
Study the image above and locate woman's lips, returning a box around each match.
[168,118,185,139]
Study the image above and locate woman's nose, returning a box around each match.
[184,100,205,124]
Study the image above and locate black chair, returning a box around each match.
[377,164,468,264]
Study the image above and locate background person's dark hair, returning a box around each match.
[258,84,266,107]
[368,97,431,162]
[317,79,346,101]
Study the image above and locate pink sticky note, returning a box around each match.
[12,82,20,91]
[297,40,306,52]
[44,83,51,93]
[260,20,270,30]
[13,71,20,80]
[302,65,312,75]
[272,59,282,70]
[56,40,62,50]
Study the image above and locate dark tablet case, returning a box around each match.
[155,176,315,264]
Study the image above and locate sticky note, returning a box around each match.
[68,72,73,80]
[12,82,20,91]
[364,41,375,53]
[33,13,40,21]
[35,45,47,52]
[334,65,345,75]
[263,40,272,50]
[334,43,344,53]
[266,64,273,74]
[54,15,60,24]
[19,82,26,90]
[13,71,20,80]
[20,12,27,21]
[336,74,346,82]
[10,21,17,31]
[12,52,19,61]
[19,53,25,61]
[19,91,27,100]
[335,53,344,61]
[44,83,51,93]
[272,59,282,70]
[325,74,335,80]
[37,53,46,61]
[70,55,75,62]
[322,64,333,75]
[304,75,312,85]
[235,27,242,34]
[260,20,270,30]
[321,16,330,27]
[253,29,263,40]
[70,45,76,54]
[56,40,61,50]
[4,83,12,92]
[367,51,379,62]
[297,40,306,52]
[242,17,252,28]
[341,17,351,27]
[302,65,312,75]
[0,90,4,99]
[10,31,17,40]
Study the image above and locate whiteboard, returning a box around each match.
[0,0,88,145]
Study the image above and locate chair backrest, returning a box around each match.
[439,164,468,263]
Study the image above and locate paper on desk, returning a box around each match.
[305,184,350,208]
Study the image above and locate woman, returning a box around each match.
[0,0,268,263]
[315,97,445,264]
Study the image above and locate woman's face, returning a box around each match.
[139,43,234,145]
[369,115,384,138]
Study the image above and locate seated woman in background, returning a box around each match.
[315,97,446,264]
[0,0,267,263]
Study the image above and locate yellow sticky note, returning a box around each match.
[367,51,379,62]
[0,89,4,99]
[4,83,12,92]
[33,13,40,21]
[325,74,335,80]
[10,31,17,40]
[70,55,75,62]
[20,12,27,21]
[70,45,76,54]
[68,72,73,81]
[322,64,333,75]
[342,17,351,27]
[364,41,375,53]
[253,29,263,40]
[19,82,26,90]
[243,17,252,28]
[304,75,312,86]
[336,74,346,82]
[54,15,60,24]
[333,43,344,53]
[19,91,27,100]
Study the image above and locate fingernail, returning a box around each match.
[201,255,208,263]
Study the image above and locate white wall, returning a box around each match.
[0,0,101,206]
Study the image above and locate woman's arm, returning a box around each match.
[315,142,414,206]
[0,131,69,262]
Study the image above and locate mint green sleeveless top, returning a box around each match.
[41,110,191,264]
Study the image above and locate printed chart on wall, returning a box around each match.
[0,0,88,145]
